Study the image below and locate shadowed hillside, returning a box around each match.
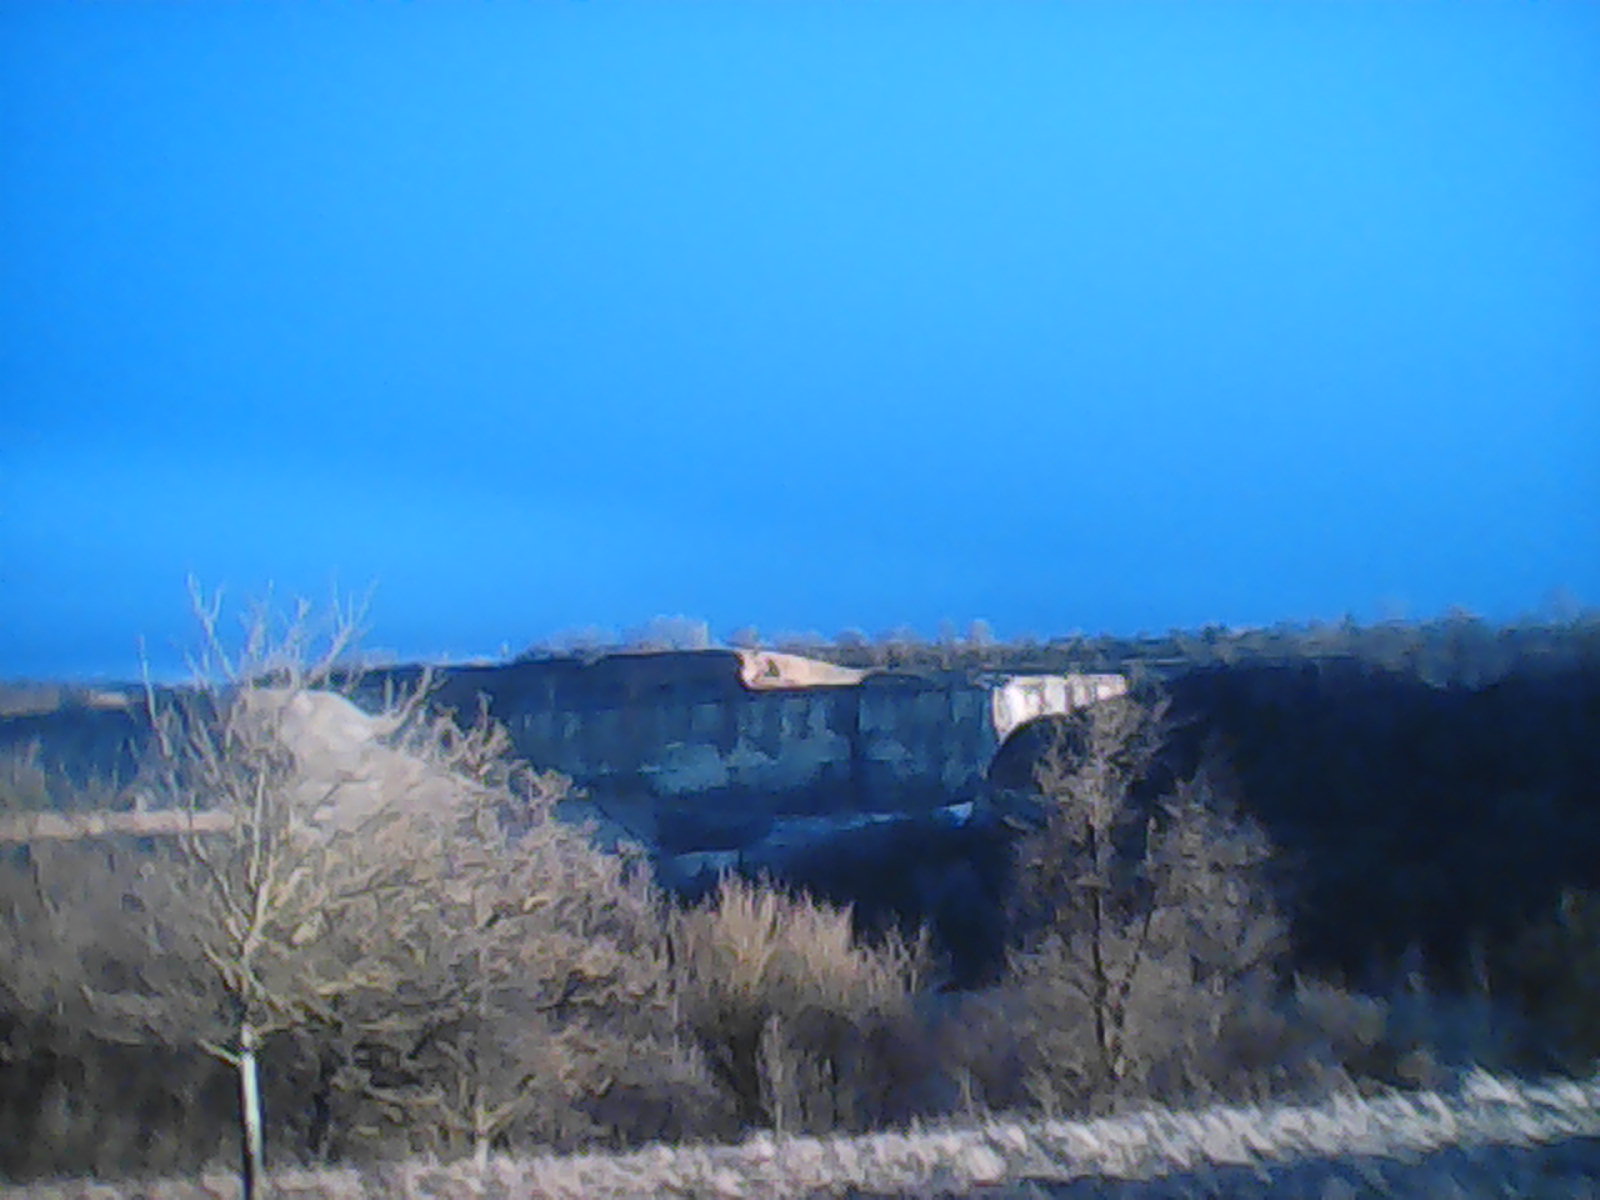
[1162,659,1600,987]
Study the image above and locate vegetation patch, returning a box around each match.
[3,598,1598,1192]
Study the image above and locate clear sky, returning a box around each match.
[3,2,1597,680]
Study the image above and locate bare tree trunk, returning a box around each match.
[1085,823,1115,1086]
[238,1021,265,1200]
[473,1095,491,1179]
[1089,886,1115,1084]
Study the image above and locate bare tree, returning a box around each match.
[2,587,729,1181]
[0,587,400,1192]
[727,626,764,650]
[125,586,448,1195]
[331,716,717,1161]
[1009,694,1286,1109]
[623,615,713,652]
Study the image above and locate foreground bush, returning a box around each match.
[1495,887,1600,1071]
[671,875,932,1134]
[0,593,730,1182]
[987,695,1295,1112]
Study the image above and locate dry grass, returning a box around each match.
[0,742,127,816]
[8,1068,1597,1199]
[0,741,52,810]
[672,875,931,1135]
[674,875,919,1027]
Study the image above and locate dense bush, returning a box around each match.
[949,696,1296,1114]
[0,597,729,1181]
[671,875,931,1134]
[1493,888,1600,1071]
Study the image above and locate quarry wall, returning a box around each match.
[383,650,1126,851]
[0,649,1125,858]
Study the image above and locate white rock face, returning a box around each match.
[234,688,464,835]
[736,650,868,690]
[990,673,1129,741]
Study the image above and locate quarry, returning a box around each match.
[365,648,1125,855]
[0,649,1127,984]
[3,624,1598,1192]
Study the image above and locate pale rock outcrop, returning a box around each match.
[233,688,467,836]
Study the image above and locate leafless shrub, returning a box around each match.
[326,731,730,1162]
[0,586,729,1185]
[1001,694,1292,1112]
[1209,975,1391,1096]
[0,1011,238,1181]
[671,875,930,1133]
[621,615,713,652]
[0,741,52,811]
[1496,888,1600,1071]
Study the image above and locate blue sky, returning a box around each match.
[3,3,1597,680]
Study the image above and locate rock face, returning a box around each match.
[385,649,1122,986]
[233,688,472,836]
[372,649,1124,856]
[2,651,1124,985]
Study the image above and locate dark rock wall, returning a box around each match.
[403,654,1001,852]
